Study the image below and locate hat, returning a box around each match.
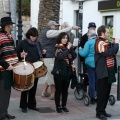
[88,22,96,28]
[47,20,59,26]
[0,17,15,27]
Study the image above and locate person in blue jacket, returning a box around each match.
[78,29,97,104]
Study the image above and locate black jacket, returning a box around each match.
[95,42,119,79]
[17,40,45,63]
[52,46,77,75]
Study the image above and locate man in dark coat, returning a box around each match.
[95,25,119,120]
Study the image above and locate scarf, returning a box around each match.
[25,38,43,58]
[55,44,77,83]
[96,38,116,83]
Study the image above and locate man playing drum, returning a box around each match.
[0,17,20,120]
[17,27,46,113]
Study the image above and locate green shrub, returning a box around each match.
[17,0,31,16]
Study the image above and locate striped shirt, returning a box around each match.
[0,32,18,71]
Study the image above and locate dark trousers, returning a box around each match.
[0,79,11,119]
[20,78,38,109]
[96,77,111,115]
[54,75,70,108]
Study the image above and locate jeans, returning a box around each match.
[87,66,97,99]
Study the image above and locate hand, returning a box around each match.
[21,50,27,58]
[42,49,46,54]
[7,64,13,70]
[115,38,120,44]
[72,26,80,30]
[67,42,72,49]
[79,47,82,49]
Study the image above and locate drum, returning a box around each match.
[33,61,47,78]
[13,61,35,91]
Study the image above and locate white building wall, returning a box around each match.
[62,0,120,39]
[83,1,120,39]
[61,1,79,26]
[31,0,40,28]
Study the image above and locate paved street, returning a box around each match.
[8,52,120,120]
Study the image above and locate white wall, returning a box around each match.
[83,1,120,39]
[61,1,79,26]
[31,0,40,28]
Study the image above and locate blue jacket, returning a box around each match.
[78,37,96,68]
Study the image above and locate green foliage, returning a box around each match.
[109,28,113,40]
[17,0,31,16]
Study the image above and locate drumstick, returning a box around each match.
[23,50,27,66]
[13,65,24,69]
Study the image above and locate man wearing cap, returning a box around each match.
[41,20,79,99]
[79,22,96,93]
[0,17,24,120]
[80,22,96,49]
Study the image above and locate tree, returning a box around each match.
[38,0,60,41]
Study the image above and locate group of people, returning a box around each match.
[0,16,119,120]
[0,16,79,120]
[79,22,119,120]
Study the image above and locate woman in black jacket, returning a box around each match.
[52,32,77,113]
[17,27,46,113]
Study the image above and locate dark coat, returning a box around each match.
[52,46,77,76]
[17,40,44,63]
[79,33,88,62]
[95,42,119,79]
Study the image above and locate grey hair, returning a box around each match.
[87,29,96,37]
[61,22,70,28]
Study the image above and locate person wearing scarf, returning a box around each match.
[17,27,46,113]
[0,17,20,120]
[51,32,77,113]
[95,25,119,120]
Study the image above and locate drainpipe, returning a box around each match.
[77,0,84,82]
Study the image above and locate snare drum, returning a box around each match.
[33,61,47,78]
[13,61,35,91]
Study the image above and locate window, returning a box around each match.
[105,16,113,38]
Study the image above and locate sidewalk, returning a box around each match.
[9,77,120,120]
[8,51,120,120]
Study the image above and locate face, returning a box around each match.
[30,36,37,41]
[6,24,13,32]
[101,28,110,40]
[61,25,66,30]
[89,27,96,30]
[61,35,68,45]
[50,25,57,30]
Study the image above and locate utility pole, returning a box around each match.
[10,0,17,46]
[17,0,23,45]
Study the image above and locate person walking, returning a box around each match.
[52,32,77,113]
[95,25,119,120]
[17,27,46,113]
[0,17,19,120]
[79,29,97,104]
[41,20,79,100]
